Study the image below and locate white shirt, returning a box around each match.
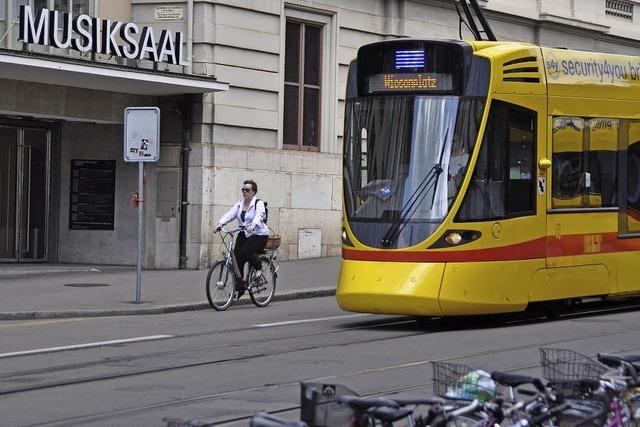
[217,197,269,237]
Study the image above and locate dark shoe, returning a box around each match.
[236,280,248,299]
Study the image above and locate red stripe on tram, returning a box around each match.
[546,232,640,257]
[342,238,546,263]
[628,209,640,222]
[343,233,640,263]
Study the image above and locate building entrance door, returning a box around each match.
[0,125,50,262]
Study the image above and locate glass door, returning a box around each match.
[0,126,18,260]
[0,125,50,262]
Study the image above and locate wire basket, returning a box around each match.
[300,382,357,427]
[552,379,603,400]
[432,361,503,402]
[265,234,281,249]
[540,348,608,382]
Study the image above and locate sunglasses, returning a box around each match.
[241,188,252,192]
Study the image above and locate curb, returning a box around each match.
[0,287,337,321]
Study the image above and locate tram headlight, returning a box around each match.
[341,227,355,247]
[444,232,463,245]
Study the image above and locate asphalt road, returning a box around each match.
[1,296,640,426]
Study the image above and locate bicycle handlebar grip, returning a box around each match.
[449,399,480,418]
[598,353,623,368]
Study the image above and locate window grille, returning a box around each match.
[606,0,634,21]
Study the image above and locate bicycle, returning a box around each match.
[540,347,637,426]
[205,227,278,311]
[598,353,640,424]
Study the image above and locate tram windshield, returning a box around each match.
[343,95,485,249]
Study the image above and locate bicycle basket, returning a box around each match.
[540,348,608,382]
[265,233,281,250]
[432,361,501,402]
[300,382,357,427]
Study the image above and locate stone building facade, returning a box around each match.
[2,0,640,268]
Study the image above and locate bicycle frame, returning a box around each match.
[218,228,243,280]
[218,227,279,280]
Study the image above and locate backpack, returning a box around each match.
[256,199,268,224]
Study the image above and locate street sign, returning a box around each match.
[124,107,160,162]
[123,106,161,304]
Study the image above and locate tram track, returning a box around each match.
[13,300,640,427]
[0,317,421,396]
[3,298,637,397]
[30,337,640,427]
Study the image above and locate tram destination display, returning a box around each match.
[357,41,465,95]
[367,72,453,92]
[69,160,116,230]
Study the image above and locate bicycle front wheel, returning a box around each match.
[248,256,276,307]
[206,260,235,311]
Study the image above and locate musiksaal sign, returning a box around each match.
[19,5,187,66]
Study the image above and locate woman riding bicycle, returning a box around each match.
[215,180,269,297]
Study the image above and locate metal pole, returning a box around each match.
[136,161,144,303]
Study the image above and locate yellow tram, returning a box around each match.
[337,39,640,316]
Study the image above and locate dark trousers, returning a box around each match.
[234,233,268,277]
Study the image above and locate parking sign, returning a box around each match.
[124,107,160,162]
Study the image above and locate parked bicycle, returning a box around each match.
[540,347,640,426]
[206,227,278,311]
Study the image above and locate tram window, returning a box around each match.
[624,125,640,233]
[588,119,618,207]
[551,117,618,209]
[447,99,485,204]
[457,100,536,221]
[506,109,536,215]
[552,117,584,208]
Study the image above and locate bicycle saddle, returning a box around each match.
[491,371,545,390]
[369,406,414,423]
[599,353,640,366]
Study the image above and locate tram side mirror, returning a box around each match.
[583,172,592,189]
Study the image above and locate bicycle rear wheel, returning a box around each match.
[248,256,276,307]
[206,260,235,311]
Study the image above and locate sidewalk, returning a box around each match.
[0,257,341,320]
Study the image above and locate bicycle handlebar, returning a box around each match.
[337,395,400,411]
[393,396,446,406]
[449,399,480,418]
[216,226,245,234]
[598,353,640,384]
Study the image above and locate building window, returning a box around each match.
[33,0,91,15]
[606,0,634,21]
[458,100,536,221]
[283,20,322,151]
[551,117,618,209]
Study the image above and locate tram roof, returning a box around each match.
[469,41,640,102]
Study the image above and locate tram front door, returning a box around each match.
[0,126,50,262]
